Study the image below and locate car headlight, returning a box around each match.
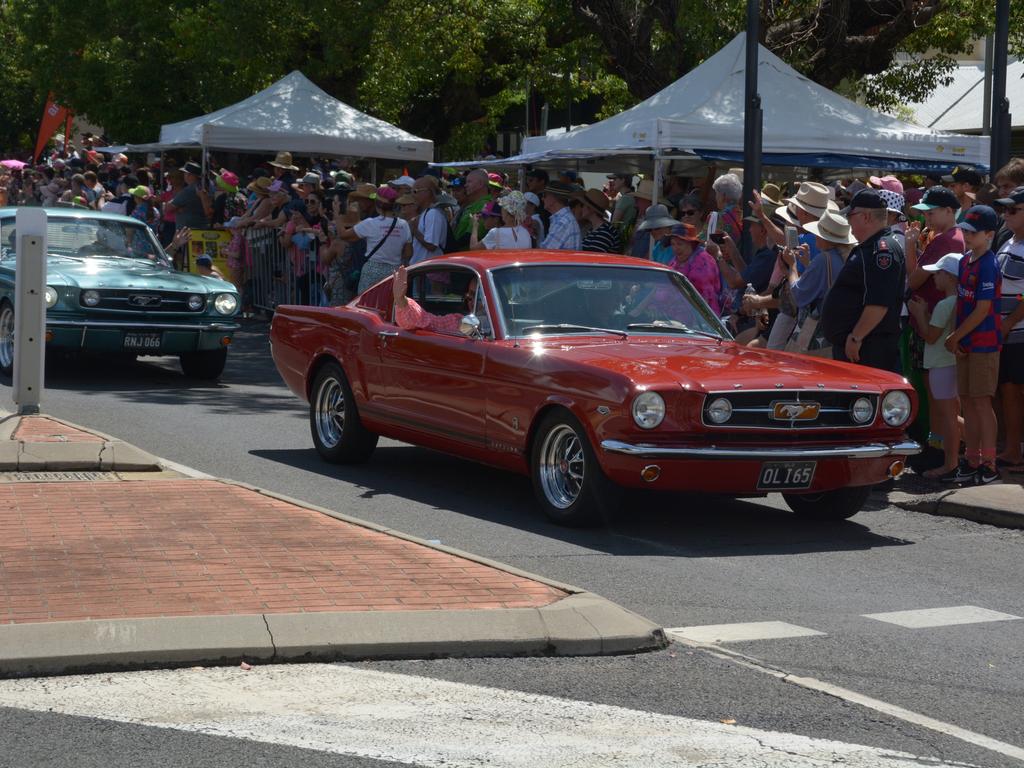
[632,391,665,429]
[881,390,912,427]
[851,396,874,424]
[187,294,205,311]
[706,397,733,424]
[213,293,238,315]
[81,289,101,307]
[44,286,58,308]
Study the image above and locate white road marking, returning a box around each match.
[0,664,972,768]
[863,605,1022,629]
[666,621,826,644]
[672,638,1024,765]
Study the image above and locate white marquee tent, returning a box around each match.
[908,58,1023,133]
[512,33,989,171]
[128,71,433,162]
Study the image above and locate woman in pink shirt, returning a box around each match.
[667,223,722,314]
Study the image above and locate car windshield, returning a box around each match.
[490,264,730,339]
[0,215,170,267]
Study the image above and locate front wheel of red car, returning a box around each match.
[310,360,378,464]
[531,411,621,527]
[783,486,871,521]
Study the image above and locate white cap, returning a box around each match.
[389,175,416,188]
[921,252,963,276]
[524,191,540,206]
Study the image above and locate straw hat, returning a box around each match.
[268,151,299,171]
[573,187,611,214]
[347,182,379,201]
[802,210,857,246]
[760,183,783,207]
[777,182,839,225]
[246,176,273,195]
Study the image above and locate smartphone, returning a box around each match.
[707,211,720,236]
[784,225,800,250]
[709,232,726,244]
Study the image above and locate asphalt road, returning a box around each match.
[1,321,1021,768]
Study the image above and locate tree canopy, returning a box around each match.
[0,0,1020,160]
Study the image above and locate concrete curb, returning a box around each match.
[0,415,667,676]
[0,594,666,678]
[890,483,1024,529]
[0,413,163,472]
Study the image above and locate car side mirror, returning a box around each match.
[459,314,482,338]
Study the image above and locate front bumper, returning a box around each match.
[46,319,240,354]
[597,438,921,493]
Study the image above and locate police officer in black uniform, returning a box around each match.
[820,189,906,373]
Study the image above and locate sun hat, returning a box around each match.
[347,182,378,201]
[395,193,417,206]
[876,189,906,218]
[627,178,654,201]
[803,210,858,245]
[435,192,458,209]
[760,183,782,207]
[956,205,999,233]
[868,175,904,194]
[390,175,415,188]
[783,182,839,219]
[487,172,505,189]
[247,176,273,195]
[497,190,528,222]
[182,161,203,177]
[922,252,963,276]
[214,169,239,193]
[667,223,701,243]
[635,203,678,231]
[376,185,399,202]
[128,185,149,198]
[268,151,298,171]
[574,188,611,214]
[911,186,959,211]
[542,180,577,199]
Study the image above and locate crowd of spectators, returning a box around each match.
[4,141,1024,485]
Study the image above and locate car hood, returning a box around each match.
[524,336,909,394]
[45,255,234,293]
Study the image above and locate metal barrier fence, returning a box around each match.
[244,227,322,313]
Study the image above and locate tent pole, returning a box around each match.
[740,4,763,265]
[650,155,664,259]
[371,158,377,185]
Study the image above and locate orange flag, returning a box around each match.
[34,93,71,161]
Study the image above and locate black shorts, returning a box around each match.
[999,342,1024,385]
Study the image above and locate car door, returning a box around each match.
[375,265,490,448]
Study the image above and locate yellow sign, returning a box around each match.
[187,229,231,277]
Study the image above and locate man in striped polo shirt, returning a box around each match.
[576,189,623,254]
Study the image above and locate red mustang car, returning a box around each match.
[270,251,920,526]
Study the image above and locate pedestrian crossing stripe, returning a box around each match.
[862,605,1022,629]
[666,621,826,644]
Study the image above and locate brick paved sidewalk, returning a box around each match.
[0,478,566,625]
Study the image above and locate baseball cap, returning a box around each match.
[994,185,1024,207]
[921,252,962,276]
[956,205,999,233]
[195,254,213,266]
[841,189,886,215]
[951,167,983,186]
[869,175,904,194]
[523,191,540,207]
[911,186,959,211]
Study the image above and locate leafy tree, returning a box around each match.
[0,7,43,154]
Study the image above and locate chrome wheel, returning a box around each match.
[314,375,346,449]
[538,424,586,509]
[0,304,14,374]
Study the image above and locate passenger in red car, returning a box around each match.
[392,265,476,334]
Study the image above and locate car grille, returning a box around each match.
[79,290,206,313]
[701,390,877,429]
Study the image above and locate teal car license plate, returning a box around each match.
[123,332,162,351]
[756,461,816,490]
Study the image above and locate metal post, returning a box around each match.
[741,5,763,264]
[991,0,1010,172]
[982,34,993,135]
[13,208,47,415]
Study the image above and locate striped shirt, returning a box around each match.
[581,222,623,254]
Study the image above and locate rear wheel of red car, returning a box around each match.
[310,360,378,464]
[531,410,620,527]
[180,348,228,380]
[783,486,871,521]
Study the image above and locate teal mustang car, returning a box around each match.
[0,207,240,380]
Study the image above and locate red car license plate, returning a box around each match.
[123,332,162,350]
[757,461,816,490]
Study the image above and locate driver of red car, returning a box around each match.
[392,265,479,335]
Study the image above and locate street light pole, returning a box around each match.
[990,0,1011,172]
[741,0,763,263]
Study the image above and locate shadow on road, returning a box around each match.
[7,321,302,416]
[250,444,912,558]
